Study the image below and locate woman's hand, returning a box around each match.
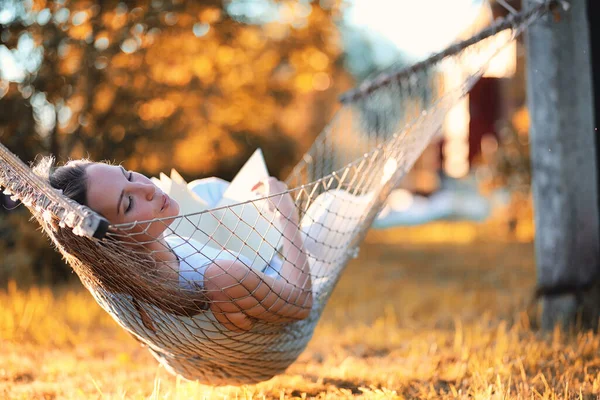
[252,177,298,225]
[205,260,312,332]
[204,177,312,331]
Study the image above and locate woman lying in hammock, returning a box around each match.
[45,158,313,332]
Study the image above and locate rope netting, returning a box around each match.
[0,0,560,385]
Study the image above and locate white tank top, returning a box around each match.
[164,235,284,290]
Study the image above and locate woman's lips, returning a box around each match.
[161,193,169,212]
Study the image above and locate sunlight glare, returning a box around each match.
[346,0,483,59]
[0,46,25,82]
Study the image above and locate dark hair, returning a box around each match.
[34,156,209,319]
[48,159,93,206]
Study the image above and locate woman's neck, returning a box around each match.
[144,235,180,283]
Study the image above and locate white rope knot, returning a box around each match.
[72,223,88,237]
[42,209,59,232]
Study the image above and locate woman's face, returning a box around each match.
[85,163,180,241]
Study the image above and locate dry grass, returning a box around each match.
[1,221,599,399]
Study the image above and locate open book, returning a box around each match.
[151,149,283,271]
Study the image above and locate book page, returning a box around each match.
[212,148,282,270]
[219,148,270,205]
[152,170,209,241]
[154,149,284,271]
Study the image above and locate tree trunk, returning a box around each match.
[525,0,600,330]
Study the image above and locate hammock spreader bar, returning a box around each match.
[0,142,109,239]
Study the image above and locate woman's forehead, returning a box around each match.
[86,163,124,216]
[86,163,122,183]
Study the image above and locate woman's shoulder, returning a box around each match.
[165,236,246,288]
[164,236,214,286]
[165,236,235,271]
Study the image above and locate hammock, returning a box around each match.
[0,1,559,385]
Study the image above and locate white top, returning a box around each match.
[165,235,284,290]
[171,177,284,287]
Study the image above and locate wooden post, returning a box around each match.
[589,0,600,242]
[525,0,600,330]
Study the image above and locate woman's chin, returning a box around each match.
[160,212,180,235]
[170,199,181,216]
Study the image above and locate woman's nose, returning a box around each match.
[133,181,156,201]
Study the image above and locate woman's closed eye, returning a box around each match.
[126,195,134,213]
[125,170,134,213]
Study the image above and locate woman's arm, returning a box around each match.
[203,178,313,331]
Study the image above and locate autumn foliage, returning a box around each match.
[0,0,350,179]
[0,0,350,283]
